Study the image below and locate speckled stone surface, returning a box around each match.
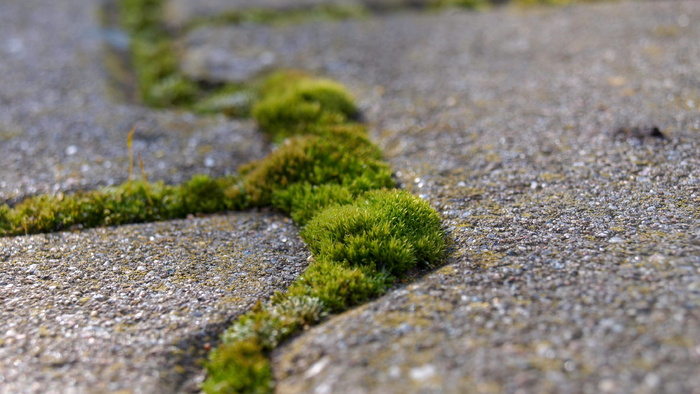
[190,1,700,392]
[1,212,308,393]
[3,0,700,392]
[0,0,268,203]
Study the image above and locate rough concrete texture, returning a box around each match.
[0,0,269,203]
[3,0,700,393]
[0,0,306,392]
[1,212,308,393]
[180,1,700,392]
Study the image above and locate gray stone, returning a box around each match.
[0,212,308,393]
[0,0,269,203]
[259,1,700,392]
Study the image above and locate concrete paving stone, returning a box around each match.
[4,0,700,392]
[0,0,311,393]
[171,1,700,392]
[0,212,308,393]
[0,0,269,203]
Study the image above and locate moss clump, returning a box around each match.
[0,176,244,236]
[252,74,358,142]
[285,258,390,313]
[271,183,355,226]
[204,296,327,393]
[239,127,394,210]
[203,339,273,394]
[302,189,446,277]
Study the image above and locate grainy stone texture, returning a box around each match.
[3,0,700,393]
[203,1,700,393]
[0,0,307,392]
[0,0,268,203]
[1,212,308,393]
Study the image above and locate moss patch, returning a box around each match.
[252,73,359,142]
[0,176,243,236]
[205,190,445,392]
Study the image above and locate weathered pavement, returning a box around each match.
[177,0,700,392]
[2,0,700,393]
[0,0,305,392]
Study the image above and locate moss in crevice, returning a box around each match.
[238,127,394,208]
[0,175,244,237]
[252,72,359,143]
[204,190,445,393]
[182,3,371,32]
[116,0,255,112]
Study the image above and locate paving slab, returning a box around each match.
[0,0,309,392]
[0,0,268,203]
[4,0,700,392]
[0,212,308,393]
[170,1,700,392]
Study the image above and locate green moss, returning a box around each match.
[204,296,327,393]
[180,174,244,214]
[240,127,394,209]
[193,85,254,117]
[0,176,245,236]
[301,189,446,276]
[286,259,390,313]
[184,3,370,31]
[0,204,11,233]
[203,339,272,394]
[271,183,354,226]
[252,75,358,142]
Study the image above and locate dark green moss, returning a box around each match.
[301,189,446,276]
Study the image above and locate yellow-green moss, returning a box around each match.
[301,189,446,276]
[238,126,394,209]
[252,74,359,142]
[0,176,243,236]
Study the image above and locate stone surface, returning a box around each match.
[0,0,303,392]
[0,212,308,393]
[3,0,700,392]
[0,0,268,203]
[235,1,700,392]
